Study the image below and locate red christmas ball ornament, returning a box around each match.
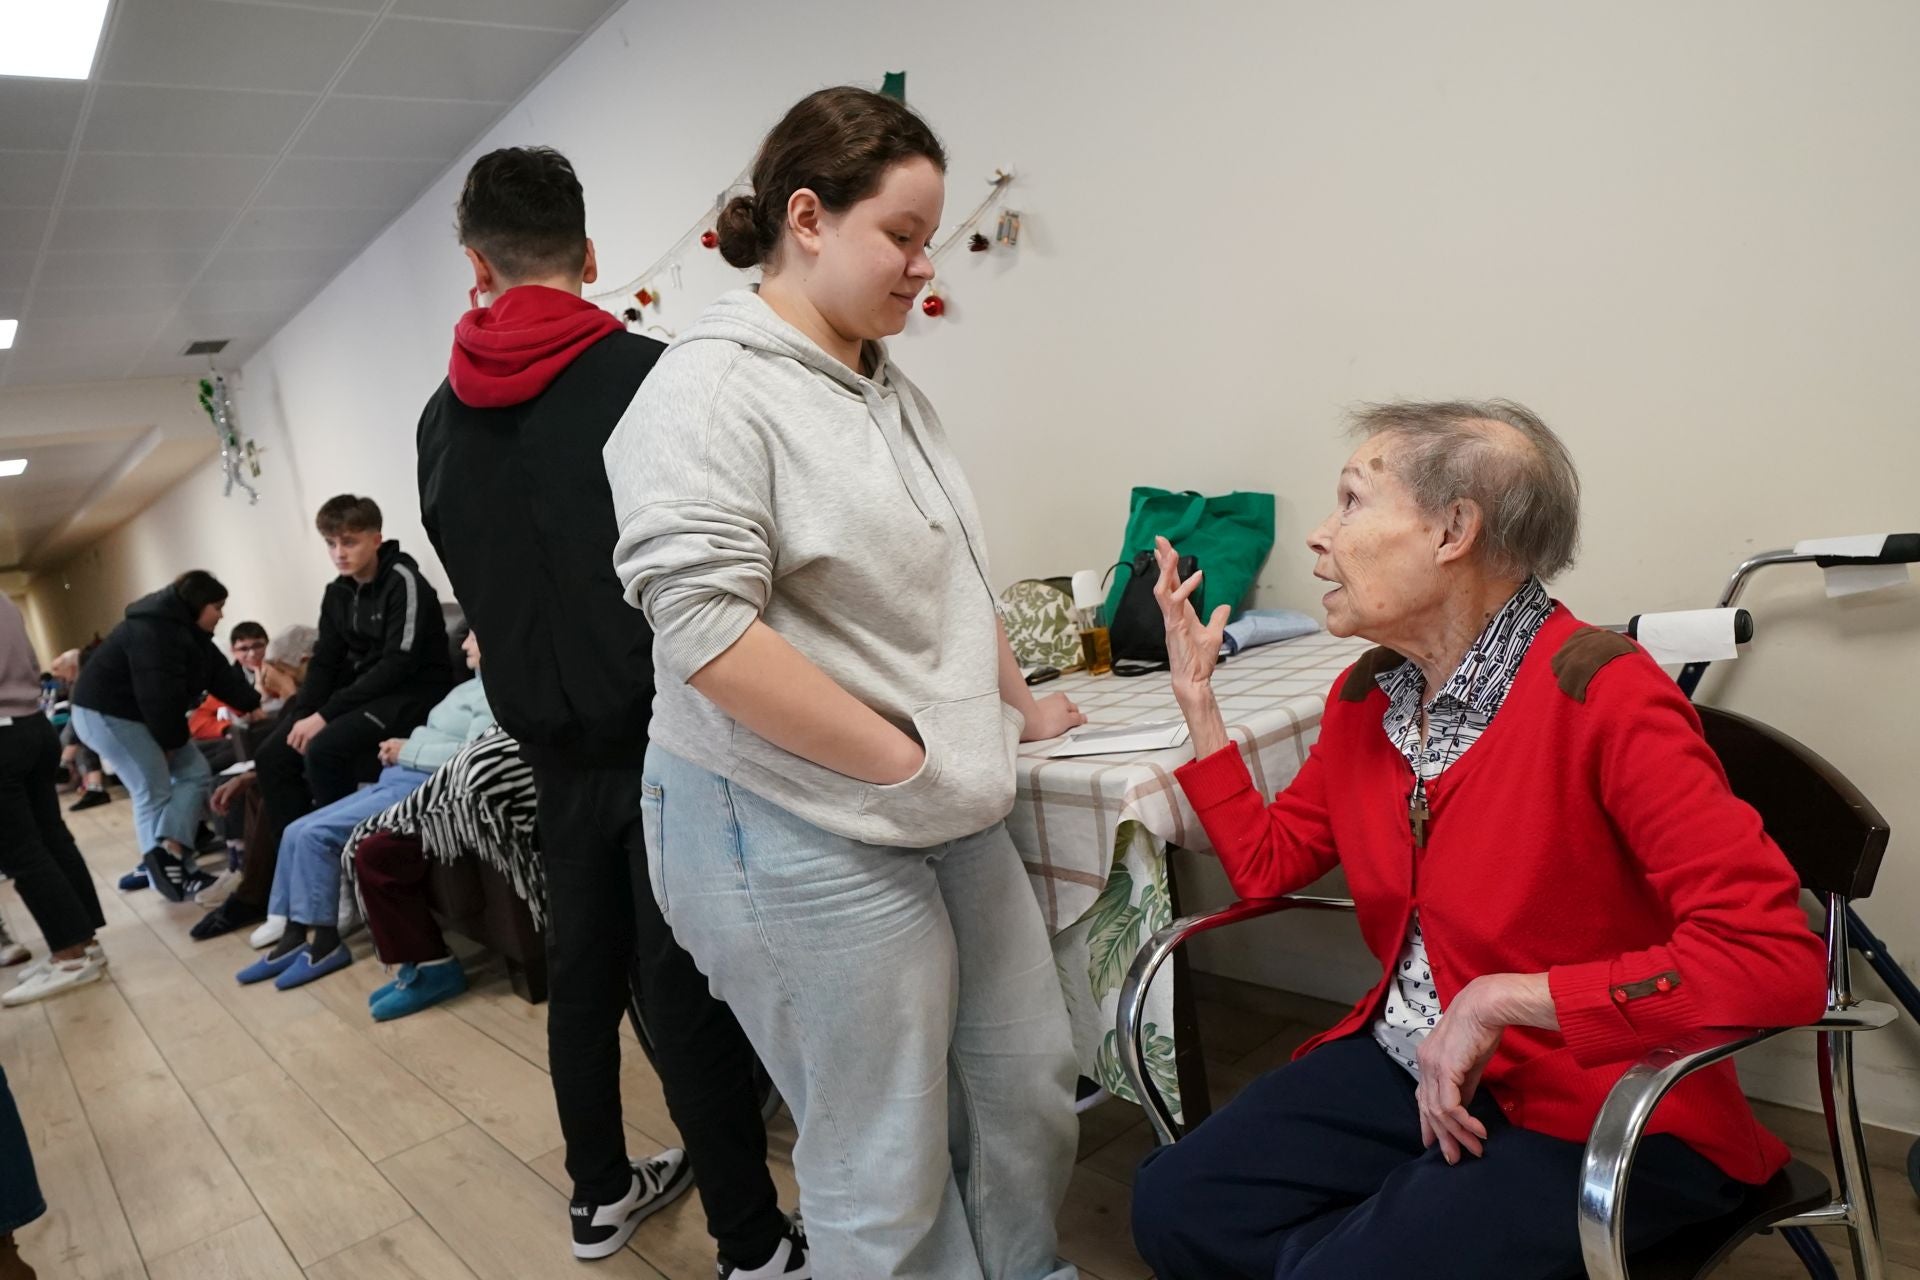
[700,230,719,250]
[921,293,945,318]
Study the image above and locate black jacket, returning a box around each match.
[417,330,663,767]
[295,540,453,721]
[71,587,261,750]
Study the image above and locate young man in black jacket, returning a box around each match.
[416,147,803,1276]
[193,497,452,940]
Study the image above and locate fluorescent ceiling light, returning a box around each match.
[0,0,110,80]
[0,460,28,477]
[0,319,15,349]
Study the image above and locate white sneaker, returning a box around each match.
[3,954,106,1006]
[570,1148,693,1259]
[719,1213,810,1278]
[249,915,288,950]
[17,943,106,984]
[0,942,28,967]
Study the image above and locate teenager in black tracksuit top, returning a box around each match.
[416,147,798,1274]
[202,514,453,939]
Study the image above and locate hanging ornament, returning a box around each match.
[634,287,657,307]
[921,291,945,318]
[994,210,1022,248]
[622,307,642,324]
[700,229,719,250]
[197,374,260,504]
[968,232,990,253]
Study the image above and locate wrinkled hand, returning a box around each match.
[1021,692,1087,743]
[376,738,406,767]
[210,773,253,817]
[1153,536,1231,698]
[1414,977,1507,1163]
[287,712,326,754]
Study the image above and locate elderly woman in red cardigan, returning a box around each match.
[1129,400,1828,1280]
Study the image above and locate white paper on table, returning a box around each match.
[1793,534,1891,558]
[1046,719,1191,758]
[1823,564,1910,597]
[1634,609,1742,665]
[220,760,256,777]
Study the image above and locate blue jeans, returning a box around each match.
[641,747,1079,1280]
[270,766,429,927]
[0,1064,44,1235]
[70,706,211,854]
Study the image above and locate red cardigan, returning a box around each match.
[1175,606,1829,1183]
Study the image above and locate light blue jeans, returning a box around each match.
[70,706,211,854]
[641,746,1079,1280]
[270,766,429,926]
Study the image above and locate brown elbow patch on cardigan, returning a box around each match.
[1551,626,1638,702]
[1339,646,1408,701]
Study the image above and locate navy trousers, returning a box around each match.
[1131,1035,1745,1280]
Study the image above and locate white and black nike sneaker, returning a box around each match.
[718,1213,810,1279]
[570,1148,693,1260]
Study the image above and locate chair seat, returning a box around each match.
[1627,1159,1833,1279]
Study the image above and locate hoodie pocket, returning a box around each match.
[860,692,1020,832]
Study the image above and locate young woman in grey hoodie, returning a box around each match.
[606,88,1084,1280]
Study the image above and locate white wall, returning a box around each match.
[28,0,1920,1130]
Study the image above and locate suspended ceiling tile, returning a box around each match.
[294,95,503,161]
[334,16,573,102]
[222,204,395,252]
[0,153,68,207]
[97,0,375,94]
[391,0,618,31]
[82,84,319,157]
[254,155,442,209]
[47,206,236,254]
[0,81,87,152]
[63,152,274,210]
[34,249,208,290]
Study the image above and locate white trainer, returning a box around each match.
[3,953,106,1006]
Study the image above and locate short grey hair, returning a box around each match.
[1347,399,1581,581]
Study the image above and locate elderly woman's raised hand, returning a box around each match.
[1153,536,1232,699]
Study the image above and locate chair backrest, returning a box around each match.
[1697,704,1889,900]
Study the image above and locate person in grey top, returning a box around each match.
[607,88,1083,1280]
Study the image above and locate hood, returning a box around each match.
[448,284,623,409]
[674,287,894,393]
[680,290,952,527]
[335,539,414,590]
[126,586,200,630]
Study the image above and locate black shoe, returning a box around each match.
[69,789,110,812]
[718,1214,810,1278]
[143,847,193,902]
[571,1149,692,1260]
[191,897,265,942]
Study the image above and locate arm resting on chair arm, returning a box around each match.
[1576,1002,1897,1280]
[1116,895,1358,1146]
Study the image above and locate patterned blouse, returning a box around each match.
[1370,575,1555,1076]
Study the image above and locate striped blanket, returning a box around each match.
[341,726,548,931]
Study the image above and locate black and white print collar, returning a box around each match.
[1375,576,1554,715]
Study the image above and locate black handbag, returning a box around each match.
[1107,550,1199,677]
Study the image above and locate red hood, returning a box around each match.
[447,285,623,409]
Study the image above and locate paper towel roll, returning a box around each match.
[1070,569,1107,612]
[1631,608,1742,666]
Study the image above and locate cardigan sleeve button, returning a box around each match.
[1654,975,1673,993]
[1612,987,1629,1003]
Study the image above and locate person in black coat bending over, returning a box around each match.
[69,570,260,899]
[415,146,803,1276]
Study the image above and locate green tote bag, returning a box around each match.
[1102,488,1277,625]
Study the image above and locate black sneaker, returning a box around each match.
[143,847,194,902]
[69,789,110,812]
[191,897,265,942]
[570,1148,692,1260]
[718,1214,810,1278]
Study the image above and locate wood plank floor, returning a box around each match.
[2,797,1915,1277]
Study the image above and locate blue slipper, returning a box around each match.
[118,866,150,892]
[368,963,414,1007]
[236,948,304,985]
[274,943,352,991]
[370,960,465,1022]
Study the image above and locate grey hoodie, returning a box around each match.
[605,289,1020,847]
